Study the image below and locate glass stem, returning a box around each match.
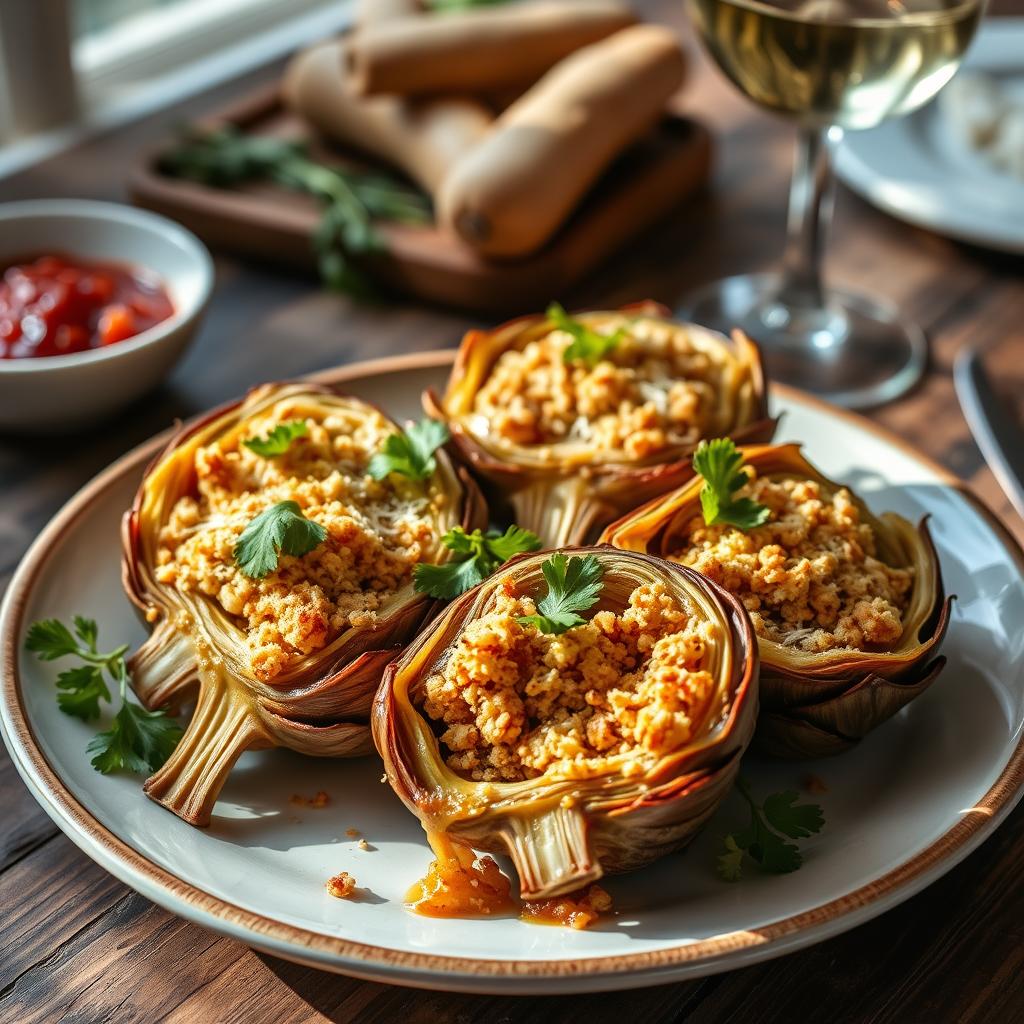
[778,125,838,311]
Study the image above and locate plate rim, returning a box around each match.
[3,349,1024,992]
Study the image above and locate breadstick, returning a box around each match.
[437,24,686,258]
[355,0,420,25]
[282,41,492,195]
[348,1,636,97]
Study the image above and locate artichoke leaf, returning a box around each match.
[374,546,759,900]
[602,443,952,759]
[122,382,485,826]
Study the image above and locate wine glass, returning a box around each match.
[682,0,985,408]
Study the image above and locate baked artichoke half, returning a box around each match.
[122,382,484,825]
[374,546,758,901]
[602,443,952,759]
[424,302,774,548]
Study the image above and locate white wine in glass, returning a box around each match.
[683,0,984,408]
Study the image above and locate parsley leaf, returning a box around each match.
[25,618,79,660]
[25,615,182,775]
[87,702,183,775]
[368,418,449,482]
[548,302,624,368]
[234,500,328,579]
[716,834,746,882]
[242,419,308,458]
[517,553,604,635]
[414,524,542,599]
[763,790,826,839]
[692,438,771,531]
[56,665,111,721]
[716,778,825,881]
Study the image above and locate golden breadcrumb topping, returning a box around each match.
[155,399,444,681]
[671,474,913,653]
[417,581,716,783]
[326,871,357,899]
[471,316,730,459]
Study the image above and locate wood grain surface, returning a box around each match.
[2,2,1023,1021]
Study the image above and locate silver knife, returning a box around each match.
[954,346,1024,520]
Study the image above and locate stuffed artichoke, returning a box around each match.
[602,442,952,758]
[424,302,774,548]
[374,546,758,907]
[122,382,484,825]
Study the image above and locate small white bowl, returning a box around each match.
[0,199,213,432]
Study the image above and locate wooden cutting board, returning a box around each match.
[130,84,712,314]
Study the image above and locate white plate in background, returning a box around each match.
[834,19,1024,253]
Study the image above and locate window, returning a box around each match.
[0,0,351,162]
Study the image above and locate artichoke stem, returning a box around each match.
[143,670,266,827]
[503,802,602,899]
[128,620,199,712]
[512,477,610,548]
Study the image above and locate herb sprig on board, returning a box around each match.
[158,127,431,295]
[25,616,182,774]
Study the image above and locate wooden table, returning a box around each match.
[2,3,1023,1021]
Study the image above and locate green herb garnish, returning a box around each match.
[242,419,308,458]
[692,438,771,530]
[233,500,327,579]
[716,778,825,881]
[158,126,431,296]
[548,302,624,368]
[368,418,449,482]
[517,553,604,635]
[414,525,542,599]
[25,616,182,775]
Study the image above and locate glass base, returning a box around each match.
[678,273,928,409]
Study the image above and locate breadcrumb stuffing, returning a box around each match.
[672,474,914,653]
[417,581,717,783]
[155,399,445,680]
[290,790,330,808]
[326,871,357,899]
[471,316,733,458]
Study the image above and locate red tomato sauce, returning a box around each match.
[0,254,174,360]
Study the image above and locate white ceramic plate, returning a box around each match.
[834,19,1024,253]
[3,353,1024,995]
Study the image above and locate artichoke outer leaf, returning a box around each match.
[121,382,486,826]
[373,546,760,900]
[424,302,776,548]
[600,442,953,760]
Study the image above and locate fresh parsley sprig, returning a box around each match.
[158,126,431,296]
[25,616,182,775]
[234,500,327,579]
[414,525,541,599]
[242,419,308,458]
[517,553,604,635]
[716,778,825,881]
[368,418,449,482]
[692,438,771,531]
[547,302,625,368]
